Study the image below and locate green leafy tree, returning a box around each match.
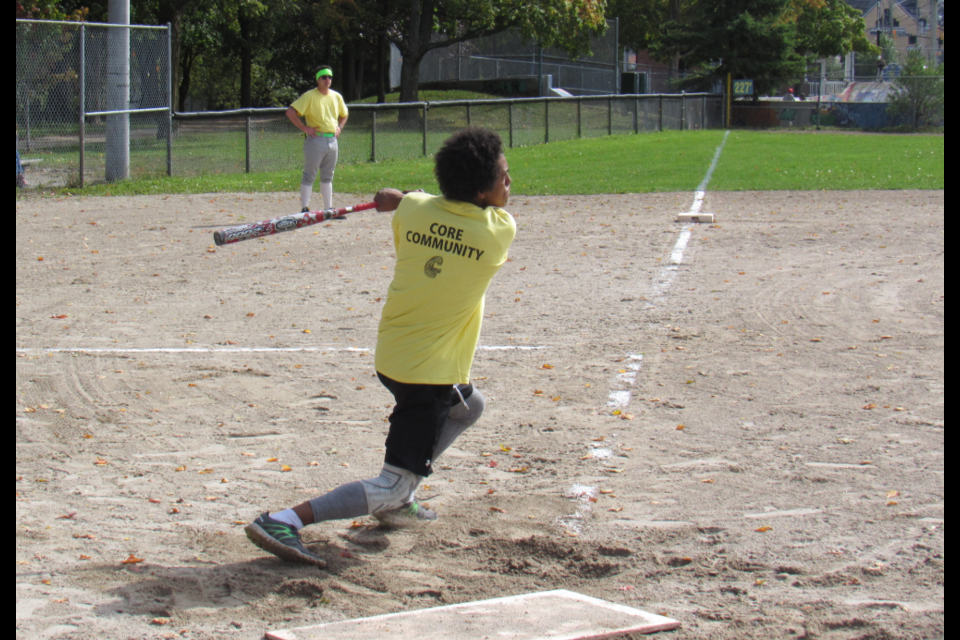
[610,0,693,80]
[611,0,878,91]
[790,0,877,59]
[886,50,943,131]
[649,0,806,95]
[377,0,608,103]
[16,0,87,20]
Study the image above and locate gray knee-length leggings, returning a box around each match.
[301,136,338,186]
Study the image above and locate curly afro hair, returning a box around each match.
[433,127,504,203]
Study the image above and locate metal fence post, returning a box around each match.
[166,23,173,177]
[245,113,251,173]
[79,23,86,188]
[659,95,663,131]
[702,95,706,130]
[466,103,471,126]
[577,98,582,138]
[371,110,377,162]
[545,100,549,143]
[634,97,639,134]
[422,104,428,157]
[509,102,514,148]
[608,98,612,135]
[681,92,685,130]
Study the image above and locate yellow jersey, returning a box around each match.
[290,89,348,132]
[375,192,516,384]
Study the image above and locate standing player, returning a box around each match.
[245,127,515,566]
[286,66,349,212]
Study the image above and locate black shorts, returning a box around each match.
[377,372,473,477]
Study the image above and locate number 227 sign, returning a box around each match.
[732,79,754,96]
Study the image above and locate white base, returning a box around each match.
[266,589,680,639]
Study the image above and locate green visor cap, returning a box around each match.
[316,69,333,80]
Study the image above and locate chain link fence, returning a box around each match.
[168,94,723,178]
[731,75,944,130]
[16,19,170,190]
[418,20,620,95]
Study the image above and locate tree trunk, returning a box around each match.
[342,41,354,100]
[669,0,681,81]
[355,49,365,101]
[178,44,195,112]
[399,51,422,103]
[397,0,435,104]
[377,35,387,103]
[239,9,252,108]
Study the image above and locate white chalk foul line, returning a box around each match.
[607,354,643,409]
[15,345,548,355]
[616,131,731,413]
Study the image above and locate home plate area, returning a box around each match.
[265,589,680,639]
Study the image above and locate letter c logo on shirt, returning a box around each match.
[424,256,443,279]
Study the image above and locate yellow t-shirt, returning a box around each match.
[290,89,348,132]
[375,192,517,385]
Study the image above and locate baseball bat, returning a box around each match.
[213,202,378,246]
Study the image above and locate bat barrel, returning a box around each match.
[212,202,378,246]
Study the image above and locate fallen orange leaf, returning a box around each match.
[540,364,554,369]
[862,403,877,410]
[755,526,772,532]
[121,554,145,564]
[280,465,292,472]
[174,465,186,472]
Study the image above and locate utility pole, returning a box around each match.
[106,0,130,182]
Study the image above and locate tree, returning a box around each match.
[886,50,944,130]
[790,0,877,59]
[612,0,878,92]
[17,0,87,20]
[650,0,806,96]
[610,0,695,80]
[376,0,607,103]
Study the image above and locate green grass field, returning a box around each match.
[33,130,942,198]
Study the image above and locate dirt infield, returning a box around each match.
[16,189,943,639]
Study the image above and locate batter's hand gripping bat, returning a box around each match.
[213,202,378,246]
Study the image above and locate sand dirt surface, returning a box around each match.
[16,189,943,639]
